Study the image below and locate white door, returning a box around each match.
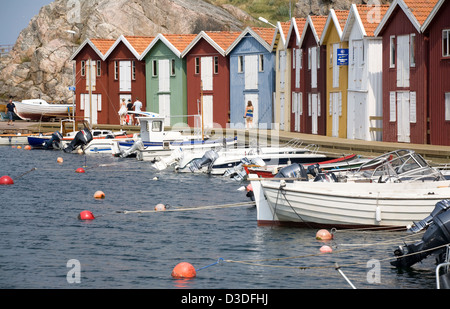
[279,51,286,90]
[397,35,410,88]
[201,57,213,91]
[245,93,258,128]
[159,59,170,92]
[245,55,258,90]
[311,93,318,134]
[202,95,213,128]
[292,92,302,132]
[311,47,317,89]
[119,61,132,92]
[397,91,410,143]
[280,92,285,130]
[81,93,101,125]
[332,44,340,88]
[354,93,366,140]
[353,40,363,89]
[159,94,171,126]
[331,92,341,137]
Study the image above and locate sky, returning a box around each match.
[0,0,53,45]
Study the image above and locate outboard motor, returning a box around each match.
[275,163,308,181]
[313,172,338,182]
[391,200,450,271]
[307,164,321,177]
[43,131,63,150]
[120,139,144,158]
[63,128,93,153]
[189,150,219,172]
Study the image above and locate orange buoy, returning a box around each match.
[154,203,166,211]
[171,262,196,279]
[78,210,95,220]
[57,157,64,164]
[24,145,31,150]
[316,229,333,241]
[17,146,22,149]
[320,245,333,253]
[0,175,14,185]
[94,191,105,199]
[75,167,85,173]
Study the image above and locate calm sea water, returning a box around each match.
[0,145,440,290]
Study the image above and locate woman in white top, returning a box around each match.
[118,98,127,125]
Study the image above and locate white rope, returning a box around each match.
[119,201,256,214]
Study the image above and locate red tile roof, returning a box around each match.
[123,36,155,55]
[309,15,328,38]
[251,27,277,45]
[160,34,197,52]
[403,0,439,25]
[355,4,390,36]
[203,31,241,51]
[90,39,116,55]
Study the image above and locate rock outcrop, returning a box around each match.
[0,0,246,103]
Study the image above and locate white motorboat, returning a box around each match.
[250,150,450,229]
[174,143,327,175]
[14,99,73,121]
[115,112,237,159]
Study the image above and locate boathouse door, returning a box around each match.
[81,93,101,125]
[202,95,213,128]
[310,93,319,135]
[292,92,302,132]
[396,91,410,143]
[330,92,341,137]
[201,57,213,91]
[396,35,410,88]
[158,59,171,126]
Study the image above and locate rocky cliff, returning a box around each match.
[0,0,247,103]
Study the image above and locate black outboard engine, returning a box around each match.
[43,131,63,150]
[307,164,321,177]
[391,200,450,270]
[63,128,93,153]
[275,163,308,181]
[189,150,219,172]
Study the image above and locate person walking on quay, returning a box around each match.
[133,97,142,125]
[6,97,17,126]
[244,100,253,129]
[118,98,127,125]
[126,99,134,125]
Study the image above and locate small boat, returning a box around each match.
[115,112,237,159]
[27,119,132,153]
[0,133,31,146]
[14,99,73,121]
[250,149,450,229]
[175,144,327,175]
[243,154,363,178]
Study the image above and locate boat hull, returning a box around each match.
[252,178,450,228]
[14,100,72,121]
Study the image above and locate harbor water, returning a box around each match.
[0,145,441,290]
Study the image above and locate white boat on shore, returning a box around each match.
[14,99,73,121]
[250,150,450,229]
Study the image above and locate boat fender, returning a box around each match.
[375,206,382,222]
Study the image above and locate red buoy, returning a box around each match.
[171,262,196,279]
[78,210,95,220]
[0,175,14,185]
[76,168,85,173]
[320,245,333,253]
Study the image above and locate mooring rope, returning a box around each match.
[118,201,256,214]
